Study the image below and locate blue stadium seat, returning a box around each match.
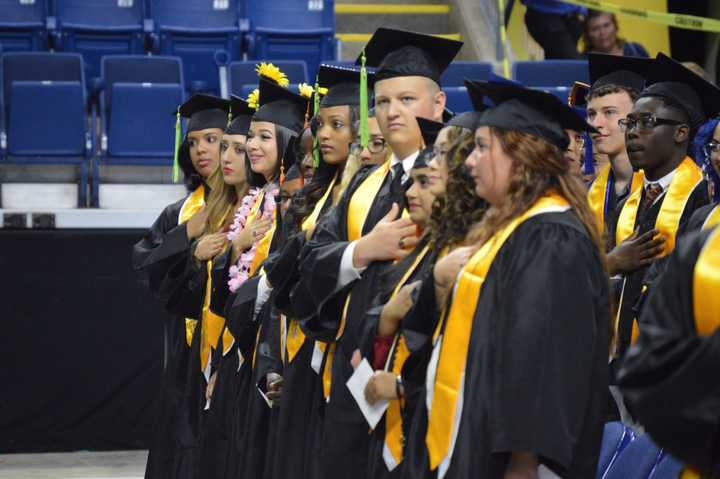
[513,60,589,88]
[0,52,91,205]
[533,86,571,104]
[52,0,146,81]
[245,0,336,81]
[149,0,246,96]
[443,87,473,114]
[648,453,684,479]
[441,61,492,87]
[0,0,50,52]
[604,434,663,479]
[94,55,184,205]
[229,60,308,96]
[596,422,634,479]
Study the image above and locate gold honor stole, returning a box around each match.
[383,244,431,470]
[587,165,643,233]
[678,227,720,479]
[702,204,720,230]
[178,185,205,348]
[286,173,339,364]
[616,157,702,256]
[318,162,394,399]
[426,192,570,470]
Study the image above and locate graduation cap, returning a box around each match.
[639,52,720,129]
[588,53,652,95]
[284,163,302,182]
[317,64,371,107]
[464,78,488,112]
[358,27,463,84]
[414,117,444,169]
[447,111,482,131]
[569,81,591,108]
[469,80,596,150]
[176,93,229,133]
[226,95,254,136]
[253,77,309,134]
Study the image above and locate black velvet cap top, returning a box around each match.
[358,27,462,84]
[176,93,229,133]
[447,110,483,131]
[225,95,254,135]
[588,53,652,94]
[639,52,720,129]
[252,77,309,134]
[414,116,444,169]
[470,80,596,150]
[317,64,366,107]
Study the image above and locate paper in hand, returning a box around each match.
[346,358,389,429]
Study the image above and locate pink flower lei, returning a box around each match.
[227,184,279,293]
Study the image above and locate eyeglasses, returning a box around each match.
[568,134,586,150]
[350,138,387,155]
[705,140,720,156]
[618,115,686,132]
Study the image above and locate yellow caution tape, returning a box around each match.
[562,0,720,33]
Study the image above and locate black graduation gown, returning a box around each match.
[400,212,610,479]
[681,202,719,234]
[613,181,708,365]
[132,196,209,479]
[618,227,720,476]
[291,164,408,479]
[360,237,437,479]
[601,171,632,252]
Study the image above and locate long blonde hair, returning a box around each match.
[204,164,249,234]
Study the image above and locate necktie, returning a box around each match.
[390,163,407,206]
[640,183,664,211]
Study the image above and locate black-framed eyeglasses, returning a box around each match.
[350,138,387,155]
[618,115,686,132]
[705,140,720,156]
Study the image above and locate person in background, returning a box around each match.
[298,127,316,184]
[522,0,585,59]
[583,10,649,57]
[565,128,586,178]
[351,109,389,167]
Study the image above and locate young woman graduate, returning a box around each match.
[684,117,720,232]
[218,72,308,479]
[196,94,265,479]
[264,64,365,479]
[289,28,462,479]
[611,53,719,369]
[132,93,228,479]
[399,80,609,479]
[617,225,720,477]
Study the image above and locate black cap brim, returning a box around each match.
[176,93,229,133]
[588,53,652,93]
[252,78,309,134]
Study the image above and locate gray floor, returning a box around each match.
[0,450,147,479]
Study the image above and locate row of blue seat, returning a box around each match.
[0,0,336,94]
[596,422,684,479]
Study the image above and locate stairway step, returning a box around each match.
[336,12,452,34]
[337,33,462,60]
[336,3,450,14]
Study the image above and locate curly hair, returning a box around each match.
[466,128,605,265]
[691,117,720,202]
[429,132,488,252]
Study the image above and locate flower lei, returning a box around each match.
[227,184,279,292]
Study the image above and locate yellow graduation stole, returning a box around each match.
[702,203,720,230]
[383,244,431,470]
[285,173,339,364]
[426,192,570,470]
[616,158,702,256]
[178,185,205,348]
[587,165,643,233]
[692,227,720,337]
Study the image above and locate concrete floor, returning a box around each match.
[0,450,147,479]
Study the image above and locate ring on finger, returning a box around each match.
[398,238,405,249]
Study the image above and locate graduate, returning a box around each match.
[196,94,263,479]
[684,116,720,231]
[611,53,718,369]
[290,28,462,479]
[400,80,609,479]
[132,93,228,479]
[584,53,650,252]
[219,73,308,479]
[350,108,390,166]
[267,64,366,479]
[617,225,720,476]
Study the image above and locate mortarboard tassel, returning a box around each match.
[359,50,369,149]
[172,108,181,183]
[312,76,321,168]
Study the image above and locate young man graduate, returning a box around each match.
[290,27,462,479]
[611,53,720,375]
